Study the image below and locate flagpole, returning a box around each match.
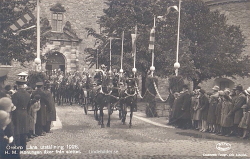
[34,0,41,72]
[133,25,137,70]
[109,38,112,73]
[96,49,99,69]
[150,16,156,76]
[120,31,124,74]
[174,0,181,76]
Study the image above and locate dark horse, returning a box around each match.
[106,74,121,127]
[92,71,112,128]
[120,73,137,128]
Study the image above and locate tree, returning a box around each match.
[85,0,249,91]
[0,0,47,65]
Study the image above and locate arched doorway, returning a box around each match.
[45,52,66,76]
[214,78,235,90]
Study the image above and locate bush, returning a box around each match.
[27,71,48,89]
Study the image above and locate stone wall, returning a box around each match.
[39,0,107,71]
[200,0,250,90]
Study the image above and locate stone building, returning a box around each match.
[39,0,106,75]
[5,0,250,91]
[200,0,250,91]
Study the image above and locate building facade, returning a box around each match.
[39,0,106,75]
[6,0,250,91]
[200,0,250,91]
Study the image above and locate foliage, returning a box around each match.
[85,0,248,88]
[0,0,47,65]
[27,70,48,89]
[168,75,184,93]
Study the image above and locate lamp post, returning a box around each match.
[34,0,41,72]
[174,0,181,76]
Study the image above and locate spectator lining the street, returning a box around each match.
[228,84,246,137]
[199,89,209,132]
[207,85,220,133]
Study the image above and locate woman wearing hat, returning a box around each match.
[238,87,250,139]
[220,90,234,136]
[228,84,246,137]
[207,85,220,133]
[199,89,209,132]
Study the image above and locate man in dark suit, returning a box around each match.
[177,84,192,129]
[44,83,56,133]
[11,79,31,151]
[31,82,50,136]
[228,84,246,137]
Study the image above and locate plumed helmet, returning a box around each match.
[0,97,13,112]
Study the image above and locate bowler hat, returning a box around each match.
[16,79,26,85]
[235,84,243,91]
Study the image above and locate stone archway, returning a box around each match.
[214,78,235,90]
[45,52,66,75]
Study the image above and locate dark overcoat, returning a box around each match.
[44,90,56,121]
[199,94,209,121]
[215,98,223,125]
[179,90,192,120]
[229,93,246,125]
[207,93,219,124]
[12,88,30,135]
[220,100,234,127]
[31,88,49,126]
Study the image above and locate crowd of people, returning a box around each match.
[168,84,250,140]
[0,74,56,159]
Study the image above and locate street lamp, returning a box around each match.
[175,0,181,76]
[35,0,41,72]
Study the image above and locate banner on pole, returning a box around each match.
[9,12,35,32]
[148,27,155,51]
[131,33,137,57]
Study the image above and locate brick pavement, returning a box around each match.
[18,104,250,159]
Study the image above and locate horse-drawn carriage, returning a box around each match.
[87,68,138,128]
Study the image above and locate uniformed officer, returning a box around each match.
[31,82,50,136]
[44,83,56,133]
[11,79,31,151]
[95,64,107,86]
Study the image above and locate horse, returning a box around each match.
[92,71,112,128]
[106,74,121,127]
[57,77,67,105]
[120,73,137,128]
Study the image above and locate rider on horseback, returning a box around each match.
[93,64,110,94]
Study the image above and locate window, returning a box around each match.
[52,12,63,32]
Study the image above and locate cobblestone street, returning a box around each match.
[17,103,250,159]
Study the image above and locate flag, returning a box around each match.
[131,25,138,57]
[148,27,155,51]
[9,12,35,32]
[131,34,137,57]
